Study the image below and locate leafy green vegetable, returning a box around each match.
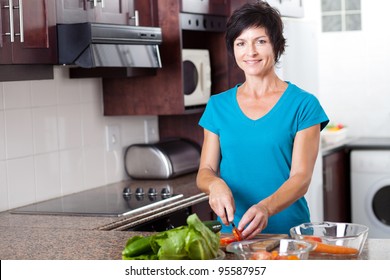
[122,236,153,258]
[122,214,220,260]
[151,226,190,260]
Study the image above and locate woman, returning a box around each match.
[196,1,329,239]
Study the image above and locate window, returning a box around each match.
[321,0,361,32]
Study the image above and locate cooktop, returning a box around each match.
[10,183,183,217]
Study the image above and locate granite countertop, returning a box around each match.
[0,222,389,260]
[1,171,390,260]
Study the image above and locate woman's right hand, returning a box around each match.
[208,179,235,226]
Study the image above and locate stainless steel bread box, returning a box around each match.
[125,139,201,179]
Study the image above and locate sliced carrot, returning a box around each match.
[311,242,359,255]
[302,236,322,243]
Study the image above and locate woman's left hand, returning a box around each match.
[238,203,269,239]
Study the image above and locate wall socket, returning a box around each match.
[106,125,121,151]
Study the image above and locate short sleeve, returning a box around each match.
[297,94,329,132]
[199,97,220,135]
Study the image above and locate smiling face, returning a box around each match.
[233,27,276,78]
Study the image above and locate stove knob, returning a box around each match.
[135,187,144,196]
[148,187,157,196]
[161,187,171,198]
[122,187,132,197]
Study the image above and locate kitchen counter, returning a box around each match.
[0,222,389,259]
[321,137,390,156]
[1,171,390,260]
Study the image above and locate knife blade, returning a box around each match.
[225,208,243,241]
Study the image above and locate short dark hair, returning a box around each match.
[225,1,286,63]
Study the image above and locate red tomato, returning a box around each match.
[249,251,273,260]
[233,228,243,241]
[219,237,237,246]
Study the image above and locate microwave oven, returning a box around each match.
[182,49,211,107]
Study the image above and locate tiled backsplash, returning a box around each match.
[0,67,159,211]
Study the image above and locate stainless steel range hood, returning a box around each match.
[57,23,162,68]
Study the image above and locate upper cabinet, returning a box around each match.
[181,0,229,16]
[0,0,57,64]
[56,0,140,25]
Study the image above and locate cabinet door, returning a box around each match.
[11,0,57,64]
[181,0,229,16]
[323,150,350,222]
[0,0,13,64]
[191,200,216,221]
[56,0,91,23]
[94,0,130,24]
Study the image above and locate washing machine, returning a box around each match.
[351,150,390,238]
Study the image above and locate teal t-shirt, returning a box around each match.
[199,82,329,234]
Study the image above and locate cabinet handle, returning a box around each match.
[15,0,24,43]
[90,0,103,8]
[130,10,139,26]
[4,0,15,42]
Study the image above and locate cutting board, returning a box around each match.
[220,233,289,251]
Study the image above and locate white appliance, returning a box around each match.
[278,17,324,222]
[351,150,390,238]
[182,49,211,107]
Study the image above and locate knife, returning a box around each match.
[225,208,243,241]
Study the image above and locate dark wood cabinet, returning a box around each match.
[56,0,130,24]
[322,149,351,222]
[128,200,215,232]
[0,0,57,64]
[191,199,216,221]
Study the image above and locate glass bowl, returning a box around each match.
[226,239,313,260]
[211,249,226,260]
[290,222,369,256]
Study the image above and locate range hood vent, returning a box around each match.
[57,23,162,68]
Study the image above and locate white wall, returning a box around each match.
[0,66,159,212]
[312,0,390,137]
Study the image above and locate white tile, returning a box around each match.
[31,79,58,107]
[0,161,8,211]
[80,78,102,104]
[32,107,59,154]
[35,152,61,201]
[3,81,31,109]
[0,111,5,160]
[82,103,105,147]
[7,157,35,209]
[60,148,84,195]
[58,104,83,150]
[105,149,127,184]
[83,146,106,189]
[57,68,81,105]
[119,116,148,146]
[5,109,33,159]
[0,84,4,110]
